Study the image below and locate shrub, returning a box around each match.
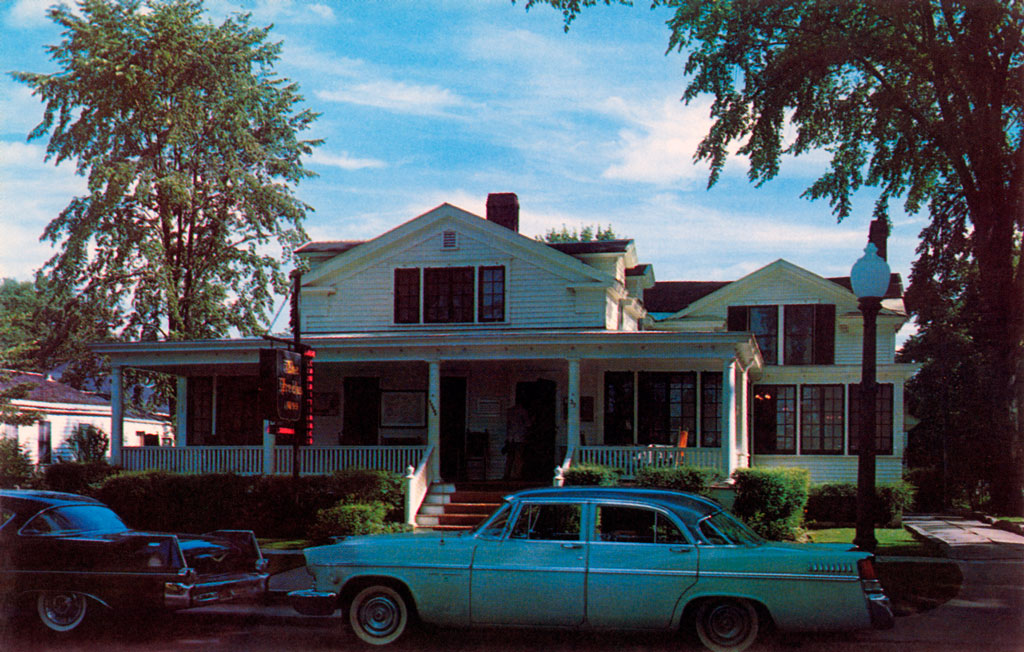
[806,481,917,527]
[43,461,118,494]
[67,424,110,463]
[904,467,944,512]
[0,438,34,488]
[308,501,410,541]
[634,465,722,496]
[562,463,619,486]
[92,469,408,539]
[731,468,810,540]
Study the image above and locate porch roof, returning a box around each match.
[91,330,762,376]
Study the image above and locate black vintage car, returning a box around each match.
[0,489,269,633]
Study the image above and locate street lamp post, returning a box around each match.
[850,242,891,552]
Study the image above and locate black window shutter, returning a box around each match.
[814,304,835,365]
[727,306,748,332]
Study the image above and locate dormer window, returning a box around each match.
[728,304,835,365]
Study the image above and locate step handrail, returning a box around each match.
[404,443,436,526]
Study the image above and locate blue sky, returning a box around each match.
[0,0,922,339]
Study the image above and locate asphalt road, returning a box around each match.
[2,562,1020,652]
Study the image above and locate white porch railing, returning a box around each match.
[404,444,436,526]
[121,446,428,476]
[574,445,723,479]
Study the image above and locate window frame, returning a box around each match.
[637,372,696,446]
[393,268,421,324]
[477,265,506,323]
[848,383,895,455]
[783,304,836,366]
[424,266,475,324]
[752,384,797,454]
[800,384,845,454]
[700,372,723,448]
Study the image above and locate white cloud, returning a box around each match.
[316,80,467,116]
[600,96,737,186]
[5,0,71,28]
[309,150,386,171]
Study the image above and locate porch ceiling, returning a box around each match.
[91,330,762,375]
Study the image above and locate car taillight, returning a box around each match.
[857,557,878,581]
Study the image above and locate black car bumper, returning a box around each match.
[164,572,269,610]
[288,589,339,616]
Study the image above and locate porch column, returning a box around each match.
[428,361,441,481]
[110,366,124,465]
[176,376,188,447]
[263,420,274,475]
[737,364,749,467]
[567,358,581,452]
[722,359,738,478]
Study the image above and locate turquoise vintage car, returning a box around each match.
[290,487,893,651]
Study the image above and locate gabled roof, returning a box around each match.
[0,371,108,406]
[644,259,904,317]
[300,203,618,288]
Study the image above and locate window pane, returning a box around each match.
[509,504,581,541]
[595,505,686,544]
[753,384,796,454]
[424,267,474,323]
[394,268,420,324]
[700,372,722,447]
[801,384,844,454]
[638,372,695,445]
[478,266,505,322]
[749,306,778,365]
[849,384,894,454]
[784,305,815,365]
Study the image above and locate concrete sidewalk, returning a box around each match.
[904,514,1024,560]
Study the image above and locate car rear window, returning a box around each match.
[22,505,130,535]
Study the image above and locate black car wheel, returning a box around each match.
[36,591,89,633]
[348,585,409,645]
[694,598,759,652]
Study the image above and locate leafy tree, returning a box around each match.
[523,0,1023,513]
[68,424,111,463]
[11,0,320,346]
[0,438,35,487]
[539,224,619,242]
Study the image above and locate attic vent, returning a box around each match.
[442,230,458,250]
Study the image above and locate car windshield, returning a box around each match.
[696,510,764,546]
[22,505,130,535]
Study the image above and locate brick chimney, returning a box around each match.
[486,193,519,232]
[868,217,889,261]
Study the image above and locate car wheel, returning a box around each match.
[694,598,759,652]
[36,591,89,633]
[348,585,409,646]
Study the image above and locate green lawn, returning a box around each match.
[805,527,933,557]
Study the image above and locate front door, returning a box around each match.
[440,377,467,481]
[515,379,556,481]
[342,377,379,445]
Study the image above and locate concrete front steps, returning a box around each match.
[416,482,541,531]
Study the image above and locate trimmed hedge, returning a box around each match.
[634,465,722,496]
[309,501,411,541]
[92,468,406,539]
[562,463,619,486]
[806,481,916,527]
[42,461,120,495]
[731,468,811,540]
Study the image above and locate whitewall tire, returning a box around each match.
[348,585,410,645]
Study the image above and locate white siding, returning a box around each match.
[753,455,904,484]
[302,228,611,332]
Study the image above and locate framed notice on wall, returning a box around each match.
[380,391,427,428]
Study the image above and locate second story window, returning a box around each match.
[425,266,475,323]
[395,265,507,325]
[478,266,505,322]
[728,306,778,364]
[394,268,420,324]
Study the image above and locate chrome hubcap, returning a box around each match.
[359,594,400,637]
[42,593,85,626]
[708,603,748,643]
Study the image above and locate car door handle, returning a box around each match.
[561,543,583,550]
[670,546,692,554]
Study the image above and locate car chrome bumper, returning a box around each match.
[288,589,339,616]
[164,573,269,610]
[866,591,895,630]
